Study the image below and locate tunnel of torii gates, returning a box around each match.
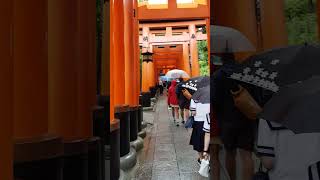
[1,0,320,180]
[139,20,209,94]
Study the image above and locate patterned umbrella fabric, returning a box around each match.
[181,76,210,92]
[229,44,320,92]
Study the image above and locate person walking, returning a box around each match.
[167,80,180,126]
[176,77,190,124]
[213,53,255,180]
[189,98,210,164]
[159,79,164,95]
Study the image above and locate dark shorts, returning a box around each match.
[220,124,255,152]
[179,100,190,109]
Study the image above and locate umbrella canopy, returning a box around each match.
[181,76,210,92]
[259,76,320,134]
[160,76,173,82]
[192,85,210,104]
[165,69,190,79]
[229,44,320,92]
[210,25,255,53]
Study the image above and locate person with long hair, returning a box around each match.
[167,80,180,126]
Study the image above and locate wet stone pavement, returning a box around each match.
[134,96,209,180]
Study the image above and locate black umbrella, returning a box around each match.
[192,85,210,104]
[181,76,210,92]
[259,76,320,133]
[229,44,320,92]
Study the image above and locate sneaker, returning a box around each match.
[176,122,180,126]
[181,120,185,124]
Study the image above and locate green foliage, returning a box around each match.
[197,40,209,76]
[285,0,318,45]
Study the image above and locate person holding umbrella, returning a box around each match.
[176,76,210,124]
[213,53,255,180]
[228,44,320,180]
[176,77,190,124]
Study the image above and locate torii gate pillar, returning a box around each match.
[189,24,200,77]
[0,1,13,179]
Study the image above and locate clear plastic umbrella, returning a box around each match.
[165,69,190,79]
[210,25,256,53]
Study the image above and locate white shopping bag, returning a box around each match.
[198,159,210,177]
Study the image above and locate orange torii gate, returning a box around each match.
[1,0,97,180]
[107,0,142,179]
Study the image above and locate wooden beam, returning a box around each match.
[138,2,209,21]
[139,20,206,28]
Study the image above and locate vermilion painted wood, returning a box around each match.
[141,26,150,92]
[124,0,135,106]
[111,0,126,106]
[48,0,96,140]
[13,0,48,138]
[103,2,115,121]
[182,42,191,76]
[133,0,140,105]
[48,0,79,140]
[0,0,13,179]
[141,61,150,92]
[189,24,200,77]
[260,0,288,50]
[138,0,209,21]
[76,0,96,138]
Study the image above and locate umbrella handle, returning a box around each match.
[230,85,243,96]
[225,40,229,52]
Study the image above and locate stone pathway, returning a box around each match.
[133,95,260,180]
[134,95,209,180]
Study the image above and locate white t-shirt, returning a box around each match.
[257,119,320,180]
[190,99,210,122]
